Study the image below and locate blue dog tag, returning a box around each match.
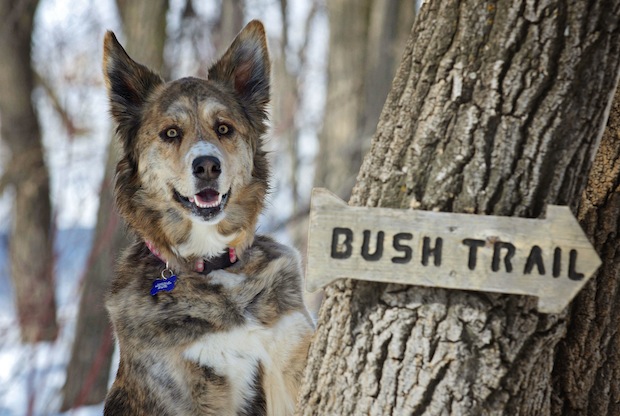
[150,274,177,296]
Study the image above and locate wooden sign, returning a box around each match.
[305,188,601,313]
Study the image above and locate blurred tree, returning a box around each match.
[214,0,244,54]
[298,0,620,414]
[274,0,302,215]
[314,0,415,199]
[60,0,169,409]
[0,0,58,343]
[271,0,320,249]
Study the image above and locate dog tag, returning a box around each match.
[150,274,177,296]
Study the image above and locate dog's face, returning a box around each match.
[103,21,270,264]
[136,78,256,223]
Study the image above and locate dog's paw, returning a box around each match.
[208,270,247,288]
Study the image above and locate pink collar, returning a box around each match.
[145,240,237,273]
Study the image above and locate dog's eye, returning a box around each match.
[216,124,232,136]
[160,127,182,141]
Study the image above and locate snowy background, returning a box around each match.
[0,0,328,414]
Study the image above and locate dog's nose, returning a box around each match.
[192,156,221,180]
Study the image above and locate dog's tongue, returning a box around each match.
[194,189,221,208]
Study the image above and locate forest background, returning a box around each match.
[0,0,417,414]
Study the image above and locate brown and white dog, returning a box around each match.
[102,21,314,416]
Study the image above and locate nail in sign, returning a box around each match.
[305,188,601,313]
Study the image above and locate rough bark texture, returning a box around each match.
[551,78,620,415]
[298,1,620,415]
[314,0,415,199]
[60,0,169,409]
[0,0,58,343]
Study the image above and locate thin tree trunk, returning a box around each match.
[298,1,620,414]
[276,0,300,214]
[313,0,371,199]
[0,0,58,343]
[361,0,416,139]
[272,0,317,225]
[216,0,244,54]
[115,0,168,69]
[551,78,620,416]
[59,142,125,410]
[60,0,169,409]
[314,0,415,200]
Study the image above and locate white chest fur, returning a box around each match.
[183,311,309,416]
[174,220,236,259]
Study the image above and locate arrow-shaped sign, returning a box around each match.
[306,188,601,313]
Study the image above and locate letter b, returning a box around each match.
[331,227,353,259]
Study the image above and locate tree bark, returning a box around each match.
[314,0,415,200]
[298,1,620,415]
[60,0,169,409]
[0,0,58,343]
[551,76,620,415]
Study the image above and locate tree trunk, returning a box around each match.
[59,141,126,410]
[0,0,58,343]
[361,0,416,140]
[298,1,620,415]
[60,0,169,409]
[215,0,244,55]
[551,76,620,415]
[314,0,415,200]
[274,0,301,215]
[116,0,169,69]
[271,0,318,246]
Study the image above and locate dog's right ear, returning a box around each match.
[103,32,163,150]
[208,21,270,117]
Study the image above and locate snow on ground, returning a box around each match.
[0,229,112,416]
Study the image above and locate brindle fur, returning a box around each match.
[103,21,314,416]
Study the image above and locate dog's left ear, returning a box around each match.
[208,20,270,113]
[103,31,163,153]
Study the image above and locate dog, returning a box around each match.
[102,20,315,416]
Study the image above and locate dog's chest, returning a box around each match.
[175,220,236,259]
[183,311,308,415]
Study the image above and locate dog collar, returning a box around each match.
[145,240,237,273]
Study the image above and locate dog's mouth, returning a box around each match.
[173,187,231,221]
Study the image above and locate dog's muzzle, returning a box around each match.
[192,156,221,181]
[173,187,231,221]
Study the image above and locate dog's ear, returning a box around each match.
[102,31,163,150]
[208,20,270,114]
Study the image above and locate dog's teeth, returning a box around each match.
[193,190,221,209]
[203,194,220,208]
